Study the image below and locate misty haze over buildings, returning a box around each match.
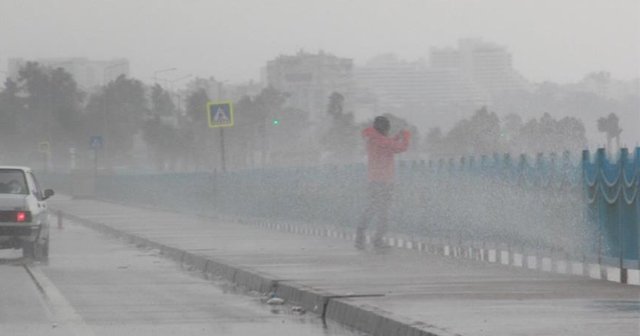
[2,1,638,82]
[0,0,638,169]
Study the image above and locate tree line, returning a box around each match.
[425,107,589,158]
[0,62,308,171]
[0,62,415,171]
[0,62,628,171]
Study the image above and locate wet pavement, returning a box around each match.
[0,221,366,336]
[48,196,640,336]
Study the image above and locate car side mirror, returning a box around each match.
[43,189,54,200]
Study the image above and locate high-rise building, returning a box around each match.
[7,57,130,89]
[265,50,354,124]
[430,39,531,98]
[355,54,431,107]
[353,39,531,129]
[354,53,487,128]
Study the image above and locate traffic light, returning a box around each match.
[272,119,280,125]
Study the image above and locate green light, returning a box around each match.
[272,119,280,125]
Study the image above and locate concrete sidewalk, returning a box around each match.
[50,197,639,336]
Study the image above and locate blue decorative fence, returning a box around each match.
[42,149,639,268]
[393,152,585,253]
[583,148,640,268]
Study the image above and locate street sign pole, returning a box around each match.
[220,127,226,173]
[93,148,98,180]
[89,136,104,181]
[38,141,50,173]
[207,101,233,173]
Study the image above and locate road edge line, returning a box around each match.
[55,208,457,336]
[24,265,96,336]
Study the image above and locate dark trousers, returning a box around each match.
[357,182,393,242]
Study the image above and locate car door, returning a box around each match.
[25,171,48,229]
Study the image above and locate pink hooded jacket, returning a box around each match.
[362,127,410,183]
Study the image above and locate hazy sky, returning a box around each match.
[1,0,639,85]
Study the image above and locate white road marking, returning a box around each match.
[25,266,96,336]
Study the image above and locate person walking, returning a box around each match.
[355,116,410,250]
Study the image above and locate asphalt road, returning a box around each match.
[0,220,366,336]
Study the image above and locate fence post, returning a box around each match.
[619,149,628,284]
[57,210,63,230]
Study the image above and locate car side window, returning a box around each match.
[29,172,44,201]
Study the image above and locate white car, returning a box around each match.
[0,166,54,260]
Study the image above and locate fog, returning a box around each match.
[0,2,638,334]
[0,1,637,176]
[1,1,639,149]
[1,0,639,83]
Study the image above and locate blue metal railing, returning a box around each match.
[41,148,639,268]
[583,148,639,266]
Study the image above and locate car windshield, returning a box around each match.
[0,169,28,195]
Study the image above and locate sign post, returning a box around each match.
[207,101,234,173]
[90,136,104,179]
[38,141,50,173]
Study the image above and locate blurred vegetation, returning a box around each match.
[425,106,588,158]
[0,63,635,171]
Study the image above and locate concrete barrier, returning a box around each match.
[326,299,457,336]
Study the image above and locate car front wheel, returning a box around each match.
[41,238,49,259]
[22,241,36,259]
[22,239,48,261]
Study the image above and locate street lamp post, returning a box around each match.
[153,67,177,85]
[103,61,128,86]
[99,62,128,173]
[99,61,128,171]
[168,74,193,116]
[168,74,192,91]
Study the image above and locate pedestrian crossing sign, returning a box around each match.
[207,101,234,128]
[38,141,50,153]
[90,136,104,150]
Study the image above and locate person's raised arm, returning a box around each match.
[372,130,410,153]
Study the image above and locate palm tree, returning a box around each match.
[597,113,622,153]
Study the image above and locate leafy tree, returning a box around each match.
[186,88,209,123]
[0,79,22,137]
[0,79,25,160]
[49,68,84,133]
[597,113,622,153]
[322,92,359,163]
[142,116,184,170]
[327,92,345,117]
[502,113,523,145]
[558,116,588,152]
[468,106,501,154]
[233,87,310,166]
[493,73,637,148]
[150,84,175,117]
[425,108,587,157]
[433,106,501,156]
[513,113,586,154]
[4,62,85,167]
[425,127,443,156]
[181,88,211,170]
[84,75,148,165]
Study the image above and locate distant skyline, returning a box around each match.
[1,0,639,85]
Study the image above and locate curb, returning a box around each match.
[246,215,640,286]
[67,196,639,286]
[55,209,454,336]
[327,299,456,336]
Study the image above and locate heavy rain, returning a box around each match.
[0,1,639,335]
